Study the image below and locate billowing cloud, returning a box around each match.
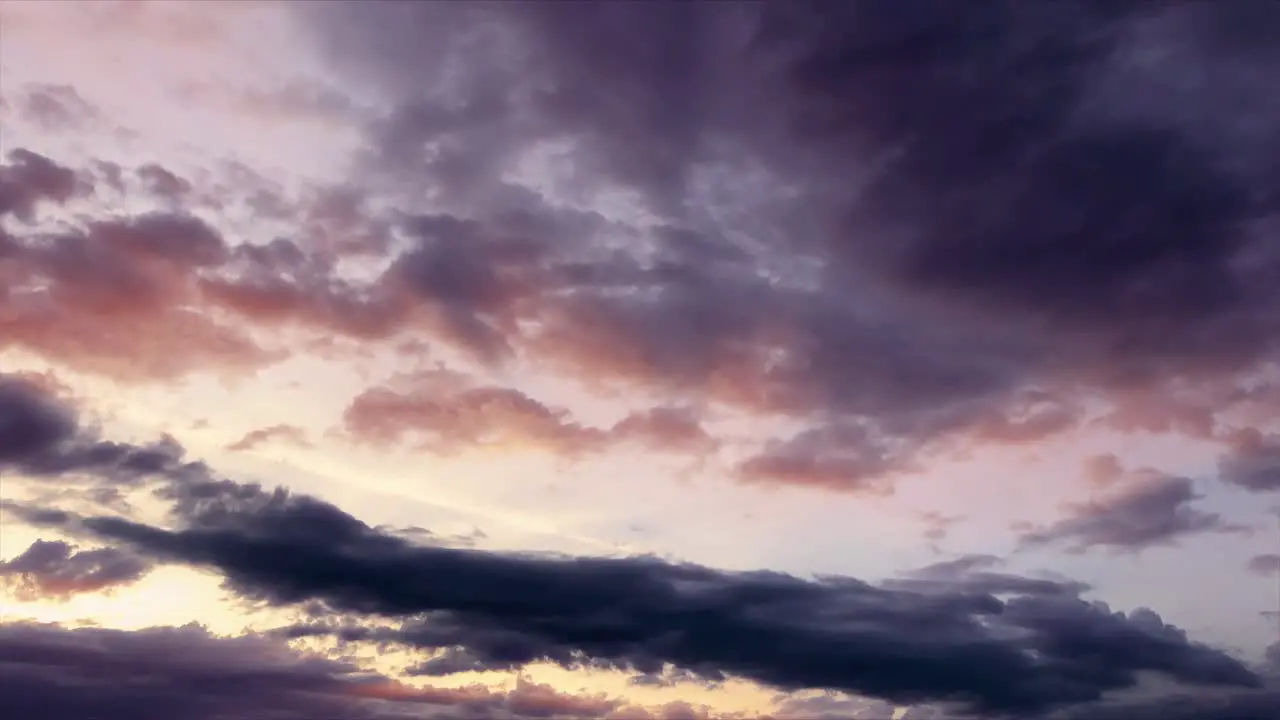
[273,0,1280,489]
[34,486,1269,717]
[342,373,605,456]
[0,539,150,600]
[4,1,1277,490]
[0,373,201,487]
[342,369,716,457]
[0,148,87,221]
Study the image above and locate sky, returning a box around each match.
[1,1,1279,718]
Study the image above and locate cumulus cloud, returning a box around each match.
[0,148,87,221]
[0,539,150,600]
[342,370,716,458]
[4,1,1276,488]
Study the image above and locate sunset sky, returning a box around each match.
[2,1,1279,718]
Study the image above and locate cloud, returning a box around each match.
[1248,554,1280,576]
[342,369,717,458]
[1018,474,1248,554]
[1046,688,1280,720]
[342,373,606,456]
[1219,428,1280,493]
[735,422,912,492]
[0,168,281,379]
[3,2,1277,491]
[226,424,311,452]
[0,621,639,720]
[3,372,1276,717]
[1083,454,1127,488]
[272,0,1280,491]
[0,373,203,487]
[76,498,1262,716]
[7,1,1276,492]
[8,83,101,131]
[0,148,88,221]
[0,539,150,601]
[135,162,194,202]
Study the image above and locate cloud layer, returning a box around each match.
[4,1,1277,494]
[2,373,1273,718]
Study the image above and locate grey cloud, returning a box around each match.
[0,374,203,487]
[1019,475,1247,554]
[1220,430,1280,493]
[0,148,87,221]
[0,539,150,600]
[36,485,1261,717]
[11,83,100,131]
[282,0,1280,491]
[0,621,631,720]
[1248,554,1280,576]
[7,1,1278,498]
[11,1,1275,492]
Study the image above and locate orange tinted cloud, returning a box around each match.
[342,370,718,458]
[342,378,607,456]
[2,200,278,381]
[347,675,625,718]
[226,424,311,452]
[0,540,150,601]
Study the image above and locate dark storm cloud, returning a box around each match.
[288,0,1280,489]
[34,484,1259,717]
[1018,475,1247,554]
[0,374,202,486]
[0,374,78,464]
[0,539,150,600]
[78,498,1261,716]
